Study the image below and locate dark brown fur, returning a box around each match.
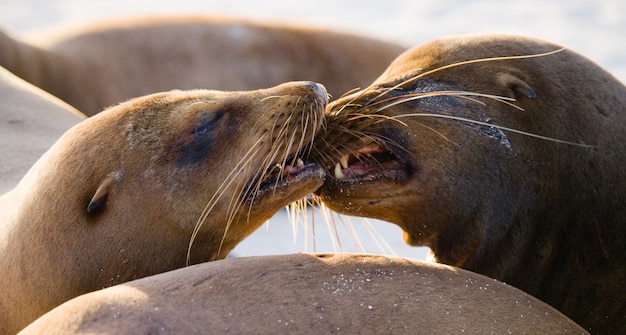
[309,34,626,334]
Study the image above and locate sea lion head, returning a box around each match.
[9,81,326,282]
[309,34,616,268]
[0,81,329,333]
[310,35,626,332]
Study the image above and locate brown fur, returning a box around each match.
[0,81,327,334]
[309,34,626,334]
[0,66,85,194]
[0,16,405,116]
[18,253,587,335]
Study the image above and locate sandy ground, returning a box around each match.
[1,0,624,259]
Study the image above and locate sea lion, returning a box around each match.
[309,34,626,334]
[0,16,405,116]
[0,66,85,193]
[0,81,327,335]
[18,253,588,335]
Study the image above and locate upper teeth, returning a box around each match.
[333,154,351,179]
[296,158,304,167]
[339,154,349,169]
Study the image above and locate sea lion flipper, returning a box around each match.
[87,176,114,214]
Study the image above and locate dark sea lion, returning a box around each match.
[0,16,405,116]
[0,66,85,194]
[0,81,327,335]
[18,253,587,335]
[309,34,626,334]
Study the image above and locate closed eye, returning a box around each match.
[176,111,226,167]
[193,111,225,136]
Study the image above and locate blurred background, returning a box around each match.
[1,0,624,260]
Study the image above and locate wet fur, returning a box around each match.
[310,34,626,334]
[0,81,326,335]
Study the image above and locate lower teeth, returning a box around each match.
[334,162,345,179]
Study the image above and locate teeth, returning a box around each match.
[339,154,350,169]
[296,158,304,167]
[334,162,345,179]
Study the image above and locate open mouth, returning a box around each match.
[327,143,409,182]
[251,158,325,200]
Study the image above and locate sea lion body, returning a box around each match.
[0,66,85,193]
[0,81,327,334]
[310,34,626,333]
[18,253,587,335]
[0,16,405,115]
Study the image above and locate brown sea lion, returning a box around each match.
[18,253,588,335]
[0,16,405,116]
[309,34,626,334]
[0,81,327,335]
[0,66,85,193]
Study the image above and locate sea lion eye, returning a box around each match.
[193,112,224,136]
[177,111,225,167]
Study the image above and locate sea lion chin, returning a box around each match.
[0,81,327,335]
[309,34,626,333]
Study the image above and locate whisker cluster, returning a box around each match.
[286,196,398,255]
[186,95,325,264]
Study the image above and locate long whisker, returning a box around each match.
[363,89,595,147]
[337,49,565,112]
[370,91,520,114]
[213,97,325,261]
[414,122,460,147]
[389,48,566,93]
[393,113,596,147]
[359,218,397,256]
[337,86,362,99]
[412,48,566,83]
[187,136,265,264]
[216,188,246,258]
[302,198,400,255]
[346,113,409,127]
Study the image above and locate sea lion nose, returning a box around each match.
[275,81,328,103]
[301,81,328,98]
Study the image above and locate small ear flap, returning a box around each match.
[87,176,115,214]
[497,73,537,100]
